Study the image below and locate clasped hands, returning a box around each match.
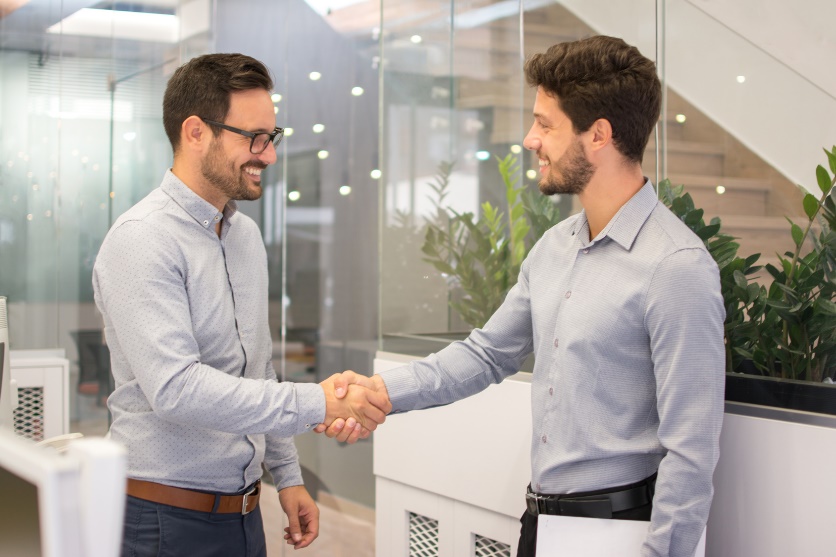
[318,370,391,444]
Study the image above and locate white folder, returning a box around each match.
[536,515,706,556]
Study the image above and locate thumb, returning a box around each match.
[286,506,303,543]
[333,370,363,398]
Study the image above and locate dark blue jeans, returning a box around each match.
[122,495,267,557]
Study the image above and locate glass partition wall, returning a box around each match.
[1,1,833,556]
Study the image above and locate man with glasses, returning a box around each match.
[93,53,390,557]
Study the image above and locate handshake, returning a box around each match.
[317,371,392,444]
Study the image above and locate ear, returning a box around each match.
[180,115,209,153]
[587,118,613,153]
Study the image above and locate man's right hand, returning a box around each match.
[319,371,391,438]
[316,371,391,444]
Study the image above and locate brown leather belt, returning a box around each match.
[126,479,260,515]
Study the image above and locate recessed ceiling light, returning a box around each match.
[410,35,422,44]
[736,75,746,83]
[475,150,490,161]
[271,93,282,103]
[526,169,537,180]
[312,124,325,133]
[370,169,382,179]
[309,71,322,81]
[716,185,726,195]
[351,86,364,96]
[510,144,522,154]
[339,185,352,196]
[288,190,301,201]
[317,150,329,159]
[284,127,294,136]
[675,114,687,124]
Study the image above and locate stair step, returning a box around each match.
[644,140,725,175]
[663,174,771,218]
[715,215,812,260]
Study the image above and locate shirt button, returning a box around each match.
[553,338,559,348]
[583,248,589,254]
[565,291,571,299]
[305,424,311,429]
[541,435,547,444]
[203,220,209,226]
[214,215,220,221]
[549,387,554,396]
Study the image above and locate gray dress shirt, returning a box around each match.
[380,181,725,557]
[93,170,324,493]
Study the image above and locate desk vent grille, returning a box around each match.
[475,534,511,557]
[14,387,45,441]
[408,512,439,557]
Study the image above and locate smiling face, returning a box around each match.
[523,87,595,196]
[200,88,277,202]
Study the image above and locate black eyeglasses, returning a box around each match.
[199,117,284,154]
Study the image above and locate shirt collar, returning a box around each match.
[160,169,238,229]
[570,179,658,251]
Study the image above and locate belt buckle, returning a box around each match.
[241,483,258,515]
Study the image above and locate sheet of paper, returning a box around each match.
[536,514,706,556]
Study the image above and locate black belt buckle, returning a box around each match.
[559,497,613,519]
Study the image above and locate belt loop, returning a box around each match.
[211,494,221,514]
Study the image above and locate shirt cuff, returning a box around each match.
[293,382,326,434]
[379,364,420,412]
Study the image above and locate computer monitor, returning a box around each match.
[0,295,13,431]
[0,429,127,557]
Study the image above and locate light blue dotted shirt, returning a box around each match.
[93,170,324,493]
[380,181,725,557]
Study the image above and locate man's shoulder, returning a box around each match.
[644,202,708,253]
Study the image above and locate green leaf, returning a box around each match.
[733,270,748,290]
[803,193,820,220]
[826,146,836,175]
[696,223,721,241]
[791,222,804,247]
[817,164,832,194]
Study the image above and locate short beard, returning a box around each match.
[200,139,264,202]
[539,138,595,196]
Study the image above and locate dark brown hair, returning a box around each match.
[162,53,273,153]
[524,35,661,163]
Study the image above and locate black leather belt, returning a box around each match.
[526,475,656,519]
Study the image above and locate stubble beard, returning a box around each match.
[200,139,265,202]
[538,139,595,196]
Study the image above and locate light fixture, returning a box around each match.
[475,150,490,161]
[510,144,522,154]
[309,71,322,81]
[351,86,364,96]
[716,185,726,195]
[46,8,179,43]
[339,185,352,196]
[288,190,301,201]
[312,124,325,133]
[736,75,746,84]
[271,93,282,103]
[526,169,538,180]
[410,35,422,44]
[370,169,382,179]
[109,191,115,199]
[317,150,329,159]
[274,106,279,115]
[284,127,294,136]
[675,114,687,124]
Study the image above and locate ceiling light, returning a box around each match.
[288,190,301,201]
[736,75,746,83]
[339,185,352,196]
[283,127,294,136]
[410,35,422,44]
[716,185,726,195]
[309,71,322,81]
[271,94,282,103]
[526,169,538,180]
[675,114,687,124]
[274,106,279,114]
[47,8,179,43]
[351,86,364,96]
[312,124,325,133]
[475,150,490,161]
[510,144,522,154]
[370,169,382,179]
[317,150,329,159]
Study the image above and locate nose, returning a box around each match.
[260,145,278,165]
[523,124,540,152]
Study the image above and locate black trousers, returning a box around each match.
[517,482,653,557]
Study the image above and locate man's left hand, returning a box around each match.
[280,485,320,549]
